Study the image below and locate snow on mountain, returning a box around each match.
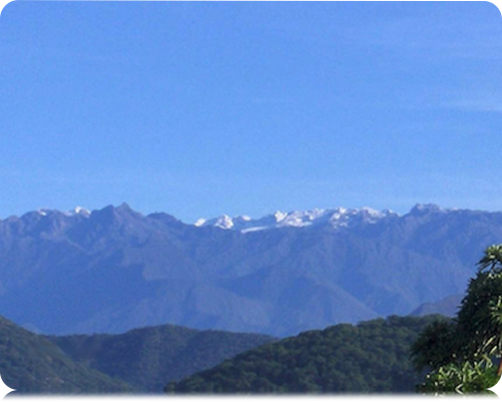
[66,206,91,217]
[195,207,399,232]
[33,207,91,218]
[2,202,500,337]
[24,204,445,231]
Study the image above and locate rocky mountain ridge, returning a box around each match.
[194,206,398,232]
[0,203,500,337]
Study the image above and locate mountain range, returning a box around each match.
[0,203,500,337]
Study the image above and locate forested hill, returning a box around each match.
[49,323,275,393]
[165,315,440,394]
[1,315,274,394]
[0,316,133,394]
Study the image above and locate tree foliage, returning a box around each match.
[0,316,133,394]
[49,324,275,393]
[165,316,437,394]
[412,244,502,394]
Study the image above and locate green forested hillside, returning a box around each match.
[165,315,440,394]
[50,324,275,393]
[0,312,445,395]
[0,316,133,394]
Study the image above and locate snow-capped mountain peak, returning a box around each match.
[214,215,234,229]
[194,214,234,229]
[194,218,207,227]
[194,207,398,232]
[273,211,288,223]
[33,206,91,218]
[65,206,91,217]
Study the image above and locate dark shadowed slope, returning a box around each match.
[0,316,133,394]
[49,323,275,393]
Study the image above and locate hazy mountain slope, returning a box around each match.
[0,203,501,336]
[165,315,437,394]
[0,316,133,394]
[49,324,275,393]
[409,294,463,317]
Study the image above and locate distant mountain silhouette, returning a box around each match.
[0,203,501,336]
[409,294,463,317]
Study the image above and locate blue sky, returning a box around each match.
[1,1,502,223]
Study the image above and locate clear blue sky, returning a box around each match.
[1,1,501,223]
